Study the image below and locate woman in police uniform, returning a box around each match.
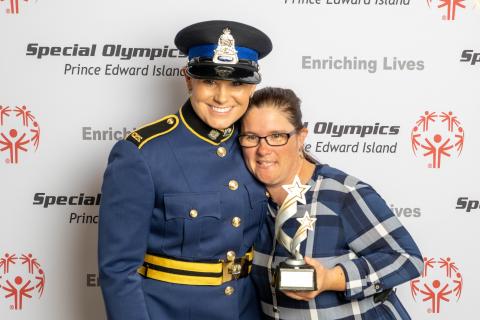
[98,21,272,320]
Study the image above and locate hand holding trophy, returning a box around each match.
[274,175,317,291]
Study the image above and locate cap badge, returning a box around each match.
[212,28,239,65]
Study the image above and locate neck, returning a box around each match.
[267,158,316,206]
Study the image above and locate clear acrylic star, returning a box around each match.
[282,175,311,205]
[296,211,316,231]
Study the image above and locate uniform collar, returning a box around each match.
[179,99,235,145]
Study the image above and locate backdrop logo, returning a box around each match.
[410,256,463,314]
[0,105,41,164]
[303,121,400,154]
[460,50,480,65]
[1,0,35,15]
[0,253,46,310]
[426,0,468,20]
[456,197,480,212]
[410,111,464,168]
[33,192,101,224]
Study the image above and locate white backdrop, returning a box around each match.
[1,0,479,319]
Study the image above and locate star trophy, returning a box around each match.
[274,175,317,291]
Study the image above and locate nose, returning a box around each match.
[213,83,228,105]
[256,138,271,156]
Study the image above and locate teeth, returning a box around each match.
[257,160,274,167]
[211,106,232,113]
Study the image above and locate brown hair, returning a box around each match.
[246,87,303,130]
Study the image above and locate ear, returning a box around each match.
[248,84,257,98]
[183,67,193,91]
[297,127,308,146]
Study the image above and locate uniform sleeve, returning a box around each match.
[336,183,423,301]
[98,140,155,320]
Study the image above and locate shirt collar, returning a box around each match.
[179,99,235,145]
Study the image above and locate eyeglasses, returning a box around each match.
[238,130,297,147]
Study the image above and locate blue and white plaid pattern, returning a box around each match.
[251,163,423,320]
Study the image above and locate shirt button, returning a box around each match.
[216,146,227,158]
[231,217,241,228]
[226,251,236,261]
[265,191,270,198]
[228,180,239,191]
[189,209,198,218]
[224,286,234,296]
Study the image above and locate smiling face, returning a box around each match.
[186,76,256,130]
[241,106,307,189]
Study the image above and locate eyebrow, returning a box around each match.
[240,130,290,135]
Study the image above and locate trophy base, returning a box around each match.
[275,259,317,291]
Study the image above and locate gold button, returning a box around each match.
[167,118,174,125]
[231,217,241,228]
[224,286,234,296]
[216,146,227,158]
[228,180,239,191]
[189,209,198,218]
[226,250,236,261]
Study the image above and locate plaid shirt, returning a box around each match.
[251,162,423,320]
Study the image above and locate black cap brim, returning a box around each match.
[186,61,261,84]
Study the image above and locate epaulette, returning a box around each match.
[126,114,179,149]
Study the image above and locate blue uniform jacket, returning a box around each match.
[98,100,267,320]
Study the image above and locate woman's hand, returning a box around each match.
[281,256,346,301]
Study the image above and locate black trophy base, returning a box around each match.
[275,259,317,291]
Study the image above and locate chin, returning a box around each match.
[254,172,278,187]
[207,117,236,130]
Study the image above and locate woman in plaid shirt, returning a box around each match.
[239,87,423,319]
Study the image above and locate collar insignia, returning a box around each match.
[208,129,221,140]
[223,127,233,137]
